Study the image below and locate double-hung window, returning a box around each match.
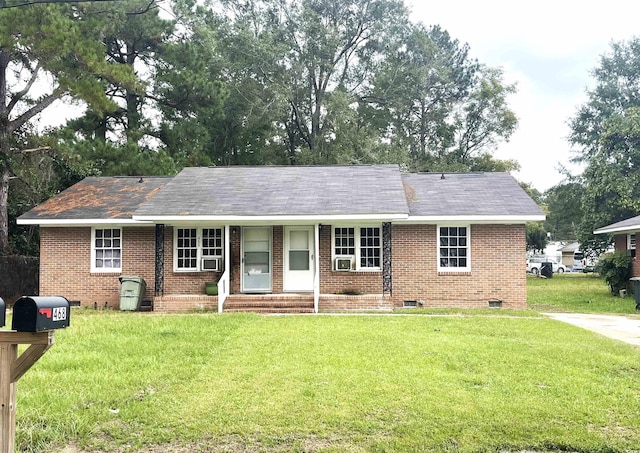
[438,226,470,272]
[628,233,636,258]
[333,226,381,271]
[92,227,122,272]
[202,228,223,258]
[176,228,198,270]
[174,227,224,271]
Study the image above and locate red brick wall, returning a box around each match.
[40,222,527,311]
[614,234,627,253]
[40,226,157,308]
[391,224,527,309]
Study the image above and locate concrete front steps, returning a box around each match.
[223,294,315,314]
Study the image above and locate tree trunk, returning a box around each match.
[0,163,8,254]
[0,50,11,254]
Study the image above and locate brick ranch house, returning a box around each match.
[594,215,640,276]
[18,165,544,313]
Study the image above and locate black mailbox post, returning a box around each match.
[0,297,5,328]
[12,296,70,332]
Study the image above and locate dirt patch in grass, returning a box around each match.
[528,304,569,312]
[59,441,219,453]
[59,434,368,453]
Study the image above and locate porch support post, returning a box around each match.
[314,223,320,313]
[382,222,392,295]
[219,224,231,313]
[154,224,165,297]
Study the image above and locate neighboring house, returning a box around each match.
[17,165,545,313]
[594,216,639,276]
[560,242,581,270]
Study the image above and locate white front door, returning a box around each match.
[242,227,272,292]
[284,226,315,292]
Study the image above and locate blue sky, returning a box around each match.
[407,0,640,191]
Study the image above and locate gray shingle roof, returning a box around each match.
[18,176,171,222]
[134,165,409,218]
[401,172,545,217]
[594,215,640,234]
[18,166,546,224]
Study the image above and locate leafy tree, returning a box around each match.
[278,0,408,162]
[160,0,278,166]
[570,38,640,254]
[0,3,136,253]
[544,182,583,241]
[214,0,410,164]
[519,181,548,252]
[67,0,174,145]
[526,222,548,253]
[367,24,517,172]
[9,132,95,255]
[57,130,177,176]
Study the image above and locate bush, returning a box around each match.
[595,252,632,295]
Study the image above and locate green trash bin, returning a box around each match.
[630,277,640,310]
[119,276,146,311]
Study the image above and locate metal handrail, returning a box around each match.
[218,270,229,313]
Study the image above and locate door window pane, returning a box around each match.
[289,251,309,271]
[290,230,309,250]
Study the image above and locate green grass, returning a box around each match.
[527,272,640,314]
[13,310,640,452]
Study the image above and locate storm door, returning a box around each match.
[241,227,272,292]
[283,226,314,292]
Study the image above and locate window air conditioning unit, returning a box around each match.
[335,257,354,271]
[202,257,222,272]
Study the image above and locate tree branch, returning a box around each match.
[6,62,40,114]
[13,146,51,154]
[9,88,64,134]
[1,0,128,8]
[125,0,157,16]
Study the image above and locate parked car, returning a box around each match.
[526,257,566,275]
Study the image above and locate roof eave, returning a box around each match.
[16,218,153,227]
[397,214,546,224]
[593,225,640,235]
[132,213,410,223]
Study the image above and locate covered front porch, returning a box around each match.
[150,223,393,313]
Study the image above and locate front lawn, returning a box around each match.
[15,310,640,452]
[527,272,640,314]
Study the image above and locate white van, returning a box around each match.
[573,250,597,272]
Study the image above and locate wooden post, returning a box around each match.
[0,331,54,453]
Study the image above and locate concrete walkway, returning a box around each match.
[543,313,640,346]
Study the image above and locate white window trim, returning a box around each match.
[331,225,382,272]
[173,227,224,272]
[628,233,636,250]
[91,227,122,273]
[437,224,471,272]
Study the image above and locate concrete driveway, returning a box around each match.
[543,313,640,346]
